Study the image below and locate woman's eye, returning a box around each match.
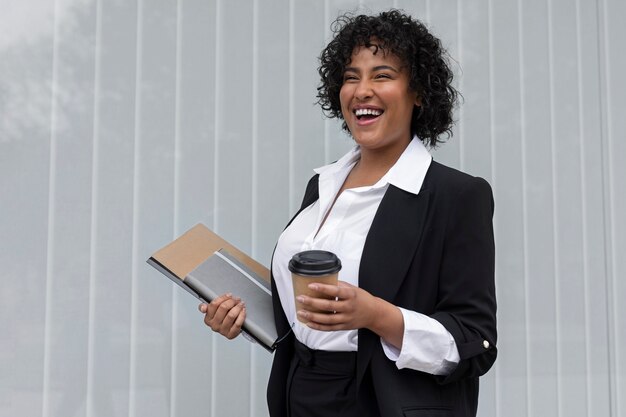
[343,75,358,82]
[375,73,391,79]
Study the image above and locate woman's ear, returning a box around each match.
[414,95,422,107]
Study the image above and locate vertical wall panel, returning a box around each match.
[519,1,559,416]
[490,0,528,416]
[602,0,626,415]
[289,0,326,212]
[457,0,493,180]
[129,0,177,416]
[211,1,253,415]
[254,0,290,267]
[576,0,612,415]
[174,0,217,235]
[42,1,97,417]
[214,1,253,248]
[0,0,54,416]
[87,0,137,415]
[250,1,293,414]
[170,1,216,417]
[550,0,589,414]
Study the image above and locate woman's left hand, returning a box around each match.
[296,281,380,331]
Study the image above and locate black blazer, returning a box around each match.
[267,160,497,417]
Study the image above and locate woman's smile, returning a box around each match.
[353,105,384,126]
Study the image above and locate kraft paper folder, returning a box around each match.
[147,223,279,352]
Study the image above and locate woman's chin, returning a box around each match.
[351,131,381,148]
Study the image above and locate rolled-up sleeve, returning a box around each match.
[380,307,460,376]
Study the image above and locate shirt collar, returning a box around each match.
[379,138,432,195]
[313,145,361,176]
[313,138,432,195]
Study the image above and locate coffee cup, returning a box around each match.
[288,250,342,323]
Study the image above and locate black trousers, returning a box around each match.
[287,339,370,417]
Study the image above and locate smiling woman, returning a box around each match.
[199,9,496,417]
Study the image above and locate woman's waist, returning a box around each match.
[294,322,359,351]
[293,337,357,375]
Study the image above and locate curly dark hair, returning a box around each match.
[317,10,458,147]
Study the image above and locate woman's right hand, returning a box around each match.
[198,293,246,340]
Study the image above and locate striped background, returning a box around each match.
[1,0,624,416]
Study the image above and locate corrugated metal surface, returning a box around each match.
[1,0,623,416]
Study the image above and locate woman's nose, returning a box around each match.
[354,79,373,100]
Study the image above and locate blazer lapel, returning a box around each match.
[359,184,430,301]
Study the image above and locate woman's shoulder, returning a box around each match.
[425,160,493,198]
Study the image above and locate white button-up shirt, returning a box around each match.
[272,138,460,375]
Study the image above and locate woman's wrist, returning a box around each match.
[367,297,405,350]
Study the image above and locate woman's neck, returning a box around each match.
[353,139,411,184]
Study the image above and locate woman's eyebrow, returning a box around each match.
[372,65,399,72]
[344,65,399,73]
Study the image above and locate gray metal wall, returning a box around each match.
[1,0,624,416]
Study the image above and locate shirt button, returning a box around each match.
[483,340,490,349]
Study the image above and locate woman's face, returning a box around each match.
[340,45,420,154]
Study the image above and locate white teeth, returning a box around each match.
[355,108,382,117]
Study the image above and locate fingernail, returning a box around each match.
[297,310,307,318]
[226,293,232,297]
[296,296,305,303]
[308,283,318,291]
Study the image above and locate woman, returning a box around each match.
[200,10,497,417]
